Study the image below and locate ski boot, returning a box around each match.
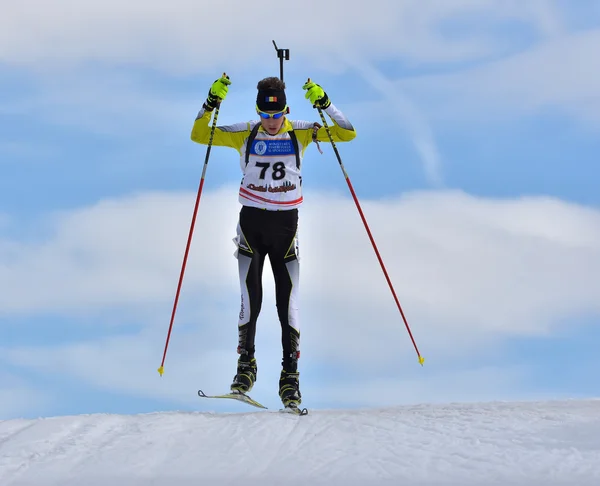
[230,353,257,394]
[279,369,301,408]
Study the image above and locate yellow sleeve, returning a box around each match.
[190,108,250,154]
[314,124,356,143]
[314,103,356,143]
[293,103,356,154]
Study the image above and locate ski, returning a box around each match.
[197,389,268,409]
[280,405,309,416]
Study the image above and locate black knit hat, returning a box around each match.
[256,87,287,112]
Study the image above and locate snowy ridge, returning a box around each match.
[1,399,599,486]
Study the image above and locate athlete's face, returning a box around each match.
[258,110,286,135]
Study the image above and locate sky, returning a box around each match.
[1,399,599,485]
[0,0,599,420]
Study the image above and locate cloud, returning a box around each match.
[399,28,600,126]
[0,0,576,74]
[0,371,52,419]
[341,56,443,187]
[2,187,599,344]
[3,334,536,411]
[0,188,243,315]
[2,1,599,416]
[0,70,193,139]
[307,365,535,408]
[0,141,59,161]
[2,186,600,409]
[3,2,596,164]
[4,326,238,407]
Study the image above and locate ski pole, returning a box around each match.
[310,83,425,366]
[158,89,224,376]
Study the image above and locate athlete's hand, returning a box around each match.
[205,73,231,110]
[302,79,331,109]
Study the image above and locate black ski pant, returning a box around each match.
[235,205,300,372]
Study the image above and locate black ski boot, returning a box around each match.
[279,369,301,408]
[230,352,257,394]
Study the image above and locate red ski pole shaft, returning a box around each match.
[158,100,222,376]
[314,102,424,366]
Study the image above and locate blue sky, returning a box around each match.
[1,0,599,419]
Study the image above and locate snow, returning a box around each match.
[1,399,599,486]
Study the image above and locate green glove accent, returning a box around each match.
[205,73,231,110]
[302,79,331,109]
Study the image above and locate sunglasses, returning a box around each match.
[256,106,287,119]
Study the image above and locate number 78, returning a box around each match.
[255,162,286,180]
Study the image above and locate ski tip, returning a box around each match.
[197,390,268,409]
[157,366,164,376]
[418,356,425,366]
